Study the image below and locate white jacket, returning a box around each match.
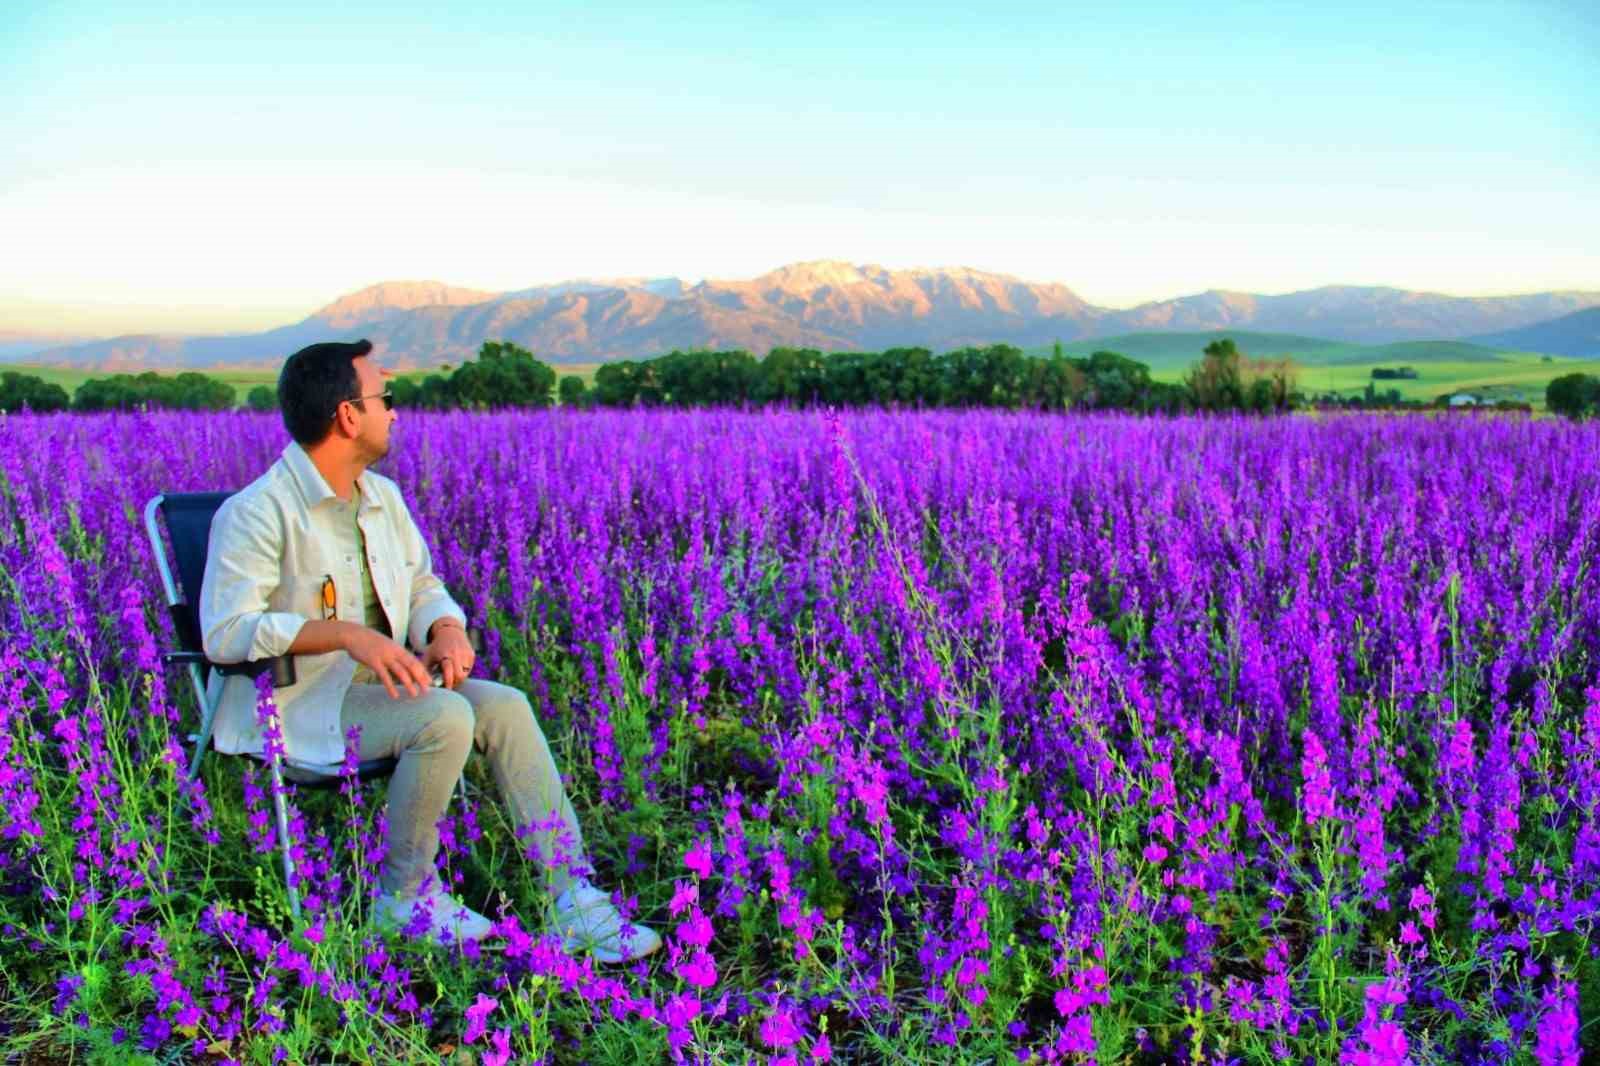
[198,442,466,772]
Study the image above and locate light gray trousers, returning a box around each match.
[339,678,587,899]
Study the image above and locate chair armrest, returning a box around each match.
[216,656,298,688]
[160,650,297,688]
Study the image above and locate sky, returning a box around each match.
[1,0,1597,335]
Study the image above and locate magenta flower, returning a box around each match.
[675,949,718,989]
[1301,728,1338,825]
[482,1029,512,1066]
[684,838,714,879]
[759,1005,803,1049]
[463,993,497,1044]
[1534,980,1580,1066]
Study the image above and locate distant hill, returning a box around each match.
[1111,286,1600,346]
[12,281,501,372]
[21,263,1600,370]
[1320,340,1513,366]
[0,330,98,360]
[1469,307,1600,357]
[311,281,498,328]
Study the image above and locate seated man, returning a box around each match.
[199,338,658,960]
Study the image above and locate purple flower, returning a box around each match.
[759,1004,803,1049]
[675,949,718,989]
[1301,728,1338,825]
[684,838,714,880]
[1534,980,1580,1066]
[463,993,497,1044]
[482,1028,513,1066]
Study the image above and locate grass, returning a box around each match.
[1032,331,1529,371]
[1267,354,1600,406]
[1035,331,1352,369]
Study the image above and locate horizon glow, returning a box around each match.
[2,1,1597,335]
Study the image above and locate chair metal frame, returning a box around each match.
[145,491,467,921]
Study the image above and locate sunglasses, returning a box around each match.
[346,390,395,412]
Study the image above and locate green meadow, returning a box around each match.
[1033,331,1600,408]
[1273,355,1600,405]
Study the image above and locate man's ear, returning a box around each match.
[330,399,356,439]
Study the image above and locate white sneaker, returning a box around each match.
[551,880,662,963]
[375,886,494,946]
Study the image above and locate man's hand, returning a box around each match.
[344,625,433,700]
[423,622,475,690]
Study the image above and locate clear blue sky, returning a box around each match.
[2,0,1596,333]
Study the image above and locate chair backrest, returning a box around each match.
[151,492,234,654]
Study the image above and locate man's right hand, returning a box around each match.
[343,625,432,700]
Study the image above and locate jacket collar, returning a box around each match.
[281,442,385,512]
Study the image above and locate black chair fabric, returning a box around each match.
[159,492,233,654]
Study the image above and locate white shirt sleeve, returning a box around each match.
[199,496,307,663]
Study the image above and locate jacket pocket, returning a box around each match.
[273,573,332,621]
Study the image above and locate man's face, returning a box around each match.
[349,356,395,462]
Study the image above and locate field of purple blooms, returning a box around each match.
[0,409,1596,1065]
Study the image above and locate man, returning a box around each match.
[199,339,658,960]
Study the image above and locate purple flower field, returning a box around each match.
[1,409,1596,1064]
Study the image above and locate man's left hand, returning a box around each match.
[423,623,475,689]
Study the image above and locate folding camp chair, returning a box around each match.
[144,491,473,920]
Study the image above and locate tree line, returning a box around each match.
[579,338,1297,414]
[0,370,237,413]
[4,339,1299,415]
[52,340,1600,418]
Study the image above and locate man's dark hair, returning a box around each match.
[278,339,373,445]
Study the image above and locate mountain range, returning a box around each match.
[9,262,1600,370]
[1468,307,1600,358]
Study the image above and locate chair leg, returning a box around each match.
[186,664,218,782]
[267,752,301,921]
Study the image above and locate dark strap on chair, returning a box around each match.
[271,755,399,789]
[158,492,233,655]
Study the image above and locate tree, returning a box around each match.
[558,375,588,407]
[168,372,231,409]
[592,361,662,407]
[937,347,993,406]
[819,352,872,407]
[74,376,138,411]
[1547,373,1600,419]
[1023,355,1087,410]
[0,371,70,413]
[755,347,828,406]
[246,385,277,412]
[417,374,454,410]
[1242,357,1297,412]
[652,349,757,407]
[1186,339,1245,412]
[449,341,557,409]
[389,376,421,408]
[1083,350,1153,411]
